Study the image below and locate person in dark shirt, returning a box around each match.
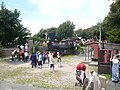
[30,52,37,68]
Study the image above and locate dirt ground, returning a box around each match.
[0,55,97,90]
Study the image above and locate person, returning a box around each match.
[57,52,62,67]
[30,52,37,68]
[75,63,86,86]
[42,52,46,64]
[38,52,43,69]
[24,51,29,62]
[110,55,119,82]
[11,49,17,61]
[49,52,55,72]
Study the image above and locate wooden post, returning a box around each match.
[85,46,87,61]
[98,48,100,74]
[98,75,107,90]
[88,46,89,60]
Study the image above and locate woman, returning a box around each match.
[110,55,119,82]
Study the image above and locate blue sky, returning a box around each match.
[0,0,114,35]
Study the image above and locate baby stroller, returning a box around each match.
[75,70,86,86]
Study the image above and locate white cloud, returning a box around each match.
[22,19,63,35]
[25,0,113,35]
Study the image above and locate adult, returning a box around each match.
[30,52,37,68]
[75,63,86,86]
[76,63,86,71]
[110,55,119,82]
[42,52,46,64]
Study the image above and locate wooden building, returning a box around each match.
[98,42,120,78]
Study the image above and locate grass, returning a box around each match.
[16,70,67,89]
[0,67,27,81]
[101,74,111,80]
[0,59,4,62]
[87,65,98,73]
[15,69,82,89]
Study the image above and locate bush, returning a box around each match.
[76,44,84,54]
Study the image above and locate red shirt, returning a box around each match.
[76,63,86,71]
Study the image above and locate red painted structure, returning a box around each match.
[85,42,99,61]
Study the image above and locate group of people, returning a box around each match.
[30,51,62,72]
[12,43,29,62]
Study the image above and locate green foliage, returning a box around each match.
[0,2,31,47]
[32,42,41,52]
[74,24,99,40]
[57,20,75,40]
[76,43,84,54]
[102,0,120,43]
[34,28,47,39]
[34,21,75,41]
[74,28,83,37]
[31,36,45,41]
[34,27,57,40]
[101,74,111,80]
[107,28,120,43]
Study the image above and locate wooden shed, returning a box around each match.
[85,42,99,61]
[98,42,120,78]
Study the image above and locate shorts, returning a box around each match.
[57,58,61,62]
[50,64,54,68]
[38,61,42,66]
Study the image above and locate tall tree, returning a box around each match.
[104,0,120,43]
[0,2,30,47]
[57,20,75,40]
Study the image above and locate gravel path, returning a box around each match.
[0,55,96,90]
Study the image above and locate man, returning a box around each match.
[75,63,86,86]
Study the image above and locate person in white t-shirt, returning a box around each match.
[49,52,54,72]
[110,55,119,82]
[24,51,29,62]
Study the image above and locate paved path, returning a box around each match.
[106,80,120,90]
[0,81,44,90]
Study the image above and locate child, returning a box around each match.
[57,52,62,67]
[49,52,55,72]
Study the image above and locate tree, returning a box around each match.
[34,28,47,39]
[34,27,57,40]
[0,2,30,47]
[74,28,83,37]
[107,28,120,43]
[57,20,75,40]
[103,0,120,43]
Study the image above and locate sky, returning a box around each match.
[0,0,114,35]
